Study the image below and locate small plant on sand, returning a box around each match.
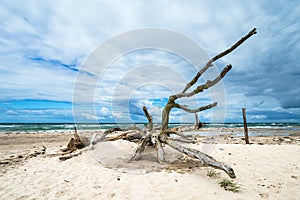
[219,179,242,193]
[207,169,220,178]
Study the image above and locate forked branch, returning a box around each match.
[161,28,257,131]
[181,28,257,93]
[176,64,232,98]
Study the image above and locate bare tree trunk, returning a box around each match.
[161,103,173,131]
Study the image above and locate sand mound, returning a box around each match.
[90,140,201,174]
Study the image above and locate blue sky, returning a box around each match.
[0,0,299,123]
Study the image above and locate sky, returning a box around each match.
[0,0,299,123]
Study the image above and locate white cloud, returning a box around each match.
[1,0,299,122]
[5,110,18,115]
[251,115,267,120]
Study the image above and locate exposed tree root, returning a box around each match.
[126,28,256,178]
[55,28,256,178]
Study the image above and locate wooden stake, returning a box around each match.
[194,113,199,130]
[242,108,249,144]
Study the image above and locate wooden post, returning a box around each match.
[242,108,249,144]
[194,113,199,130]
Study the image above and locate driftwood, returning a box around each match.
[63,126,87,152]
[58,126,145,160]
[93,127,144,143]
[55,126,91,160]
[128,28,257,178]
[163,137,235,178]
[143,106,153,131]
[59,28,256,178]
[59,151,83,161]
[0,145,46,166]
[193,113,204,130]
[242,108,250,144]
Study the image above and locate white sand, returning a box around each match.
[1,140,300,200]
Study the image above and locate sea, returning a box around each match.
[0,123,299,137]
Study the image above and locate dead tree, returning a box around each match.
[128,28,257,178]
[64,28,257,178]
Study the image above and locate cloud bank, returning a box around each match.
[0,0,299,123]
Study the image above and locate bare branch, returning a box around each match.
[181,28,257,93]
[163,137,236,178]
[167,137,196,143]
[143,106,153,131]
[174,102,218,113]
[163,130,193,138]
[59,151,82,161]
[175,84,208,98]
[161,29,256,131]
[92,128,123,145]
[103,130,139,141]
[176,64,232,98]
[207,64,232,87]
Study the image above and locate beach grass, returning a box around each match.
[219,179,242,193]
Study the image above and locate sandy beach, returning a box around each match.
[2,0,300,200]
[1,130,300,200]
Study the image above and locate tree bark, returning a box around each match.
[181,28,257,93]
[162,136,236,178]
[59,28,257,179]
[143,106,153,131]
[161,28,257,131]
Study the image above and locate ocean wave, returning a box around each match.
[0,123,299,132]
